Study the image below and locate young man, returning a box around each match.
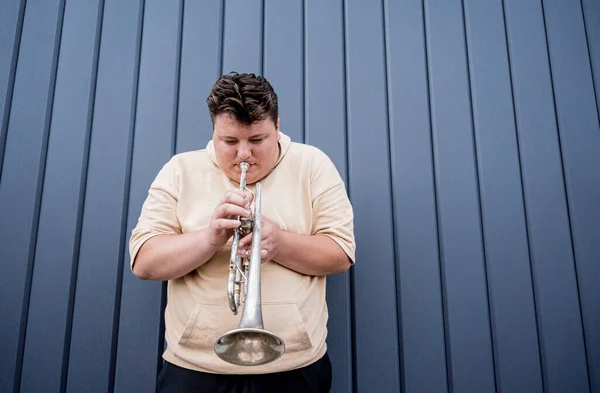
[129,72,355,392]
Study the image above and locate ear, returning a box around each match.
[276,118,281,139]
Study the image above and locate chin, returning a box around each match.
[245,174,257,185]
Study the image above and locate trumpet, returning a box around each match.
[214,162,285,366]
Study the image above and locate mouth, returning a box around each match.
[235,164,255,175]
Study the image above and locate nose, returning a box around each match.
[237,142,251,160]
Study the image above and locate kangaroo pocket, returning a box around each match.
[173,302,313,366]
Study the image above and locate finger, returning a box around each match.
[216,203,250,219]
[211,218,241,230]
[220,190,249,208]
[237,248,251,258]
[244,190,255,206]
[238,232,253,248]
[238,248,269,261]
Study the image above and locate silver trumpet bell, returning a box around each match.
[214,162,285,366]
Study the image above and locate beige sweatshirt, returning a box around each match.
[129,132,355,374]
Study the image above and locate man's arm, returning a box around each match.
[275,232,352,276]
[132,229,221,280]
[132,189,251,281]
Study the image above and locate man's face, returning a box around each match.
[213,113,281,185]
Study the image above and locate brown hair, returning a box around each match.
[206,72,278,127]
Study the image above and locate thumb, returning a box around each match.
[238,232,253,248]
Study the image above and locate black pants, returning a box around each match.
[156,353,332,393]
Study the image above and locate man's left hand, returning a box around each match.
[237,216,283,263]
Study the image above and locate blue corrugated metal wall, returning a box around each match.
[1,0,599,392]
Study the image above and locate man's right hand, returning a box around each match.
[133,189,252,281]
[208,189,252,248]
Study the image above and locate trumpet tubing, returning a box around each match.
[215,162,285,366]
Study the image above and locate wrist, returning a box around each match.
[273,229,289,264]
[204,227,228,252]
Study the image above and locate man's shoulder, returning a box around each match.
[172,148,207,160]
[285,142,343,186]
[154,149,215,182]
[168,149,211,167]
[287,141,331,164]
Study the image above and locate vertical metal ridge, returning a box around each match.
[500,0,546,391]
[340,0,355,392]
[381,0,404,391]
[578,0,600,389]
[219,0,225,76]
[60,0,107,391]
[0,0,27,182]
[107,0,146,391]
[261,0,265,76]
[422,1,451,391]
[539,0,593,391]
[578,0,600,126]
[173,0,184,155]
[156,0,185,378]
[460,0,498,391]
[301,0,306,144]
[14,0,67,391]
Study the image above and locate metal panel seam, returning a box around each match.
[539,0,593,390]
[460,0,498,391]
[59,0,107,391]
[422,1,451,391]
[14,0,67,391]
[107,0,146,390]
[578,0,600,127]
[500,0,546,391]
[0,0,27,182]
[381,0,405,391]
[341,0,356,392]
